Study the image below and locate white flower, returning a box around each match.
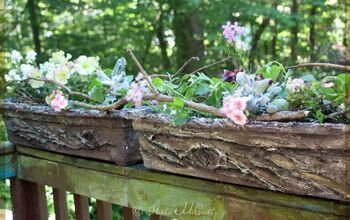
[4,69,21,82]
[20,64,34,80]
[25,51,37,63]
[170,109,177,115]
[39,61,55,75]
[28,68,45,88]
[10,50,23,64]
[74,55,100,75]
[286,78,305,92]
[46,63,72,85]
[49,51,72,64]
[163,104,167,111]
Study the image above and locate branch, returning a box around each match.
[126,49,159,95]
[189,56,232,75]
[28,77,95,101]
[286,63,350,72]
[143,94,225,117]
[173,56,200,77]
[250,110,310,121]
[72,98,127,111]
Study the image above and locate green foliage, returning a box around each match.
[287,74,349,123]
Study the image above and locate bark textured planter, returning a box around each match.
[0,100,142,165]
[133,114,350,202]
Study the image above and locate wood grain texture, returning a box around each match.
[1,100,142,165]
[133,114,350,202]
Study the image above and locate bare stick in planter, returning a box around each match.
[286,63,350,72]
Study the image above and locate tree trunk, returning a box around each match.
[345,1,350,65]
[27,0,41,60]
[249,17,270,71]
[309,3,317,62]
[172,1,204,74]
[156,4,171,69]
[271,22,278,59]
[290,0,299,62]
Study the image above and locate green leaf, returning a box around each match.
[320,87,337,100]
[195,83,210,96]
[88,86,105,103]
[269,64,283,81]
[172,96,184,108]
[315,110,325,123]
[152,77,164,87]
[300,74,316,81]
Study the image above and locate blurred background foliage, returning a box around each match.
[0,0,348,219]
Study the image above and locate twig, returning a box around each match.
[325,110,347,119]
[250,110,310,121]
[173,56,200,77]
[28,77,95,101]
[143,94,225,117]
[126,49,159,95]
[286,63,350,72]
[72,98,127,111]
[188,56,232,75]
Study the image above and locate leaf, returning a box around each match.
[111,57,126,77]
[172,96,184,108]
[152,77,164,87]
[269,64,283,81]
[300,74,316,81]
[320,87,337,100]
[195,83,210,96]
[315,110,325,123]
[88,86,105,103]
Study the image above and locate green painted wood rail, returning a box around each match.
[1,144,350,220]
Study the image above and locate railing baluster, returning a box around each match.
[10,178,48,220]
[123,207,140,220]
[53,188,68,220]
[74,194,90,220]
[96,200,112,220]
[150,214,161,220]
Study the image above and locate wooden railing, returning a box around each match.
[1,143,350,220]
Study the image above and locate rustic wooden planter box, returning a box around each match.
[133,114,350,202]
[0,100,142,165]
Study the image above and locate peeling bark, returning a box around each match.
[0,101,142,165]
[133,113,350,201]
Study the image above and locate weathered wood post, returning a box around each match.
[10,178,48,220]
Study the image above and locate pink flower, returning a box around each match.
[286,78,305,92]
[126,82,144,107]
[226,110,247,126]
[222,22,235,43]
[50,90,68,112]
[221,95,249,125]
[222,96,247,111]
[222,21,245,43]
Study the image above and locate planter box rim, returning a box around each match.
[0,99,149,120]
[133,112,350,131]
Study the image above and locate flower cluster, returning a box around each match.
[221,96,249,126]
[45,90,68,112]
[286,78,305,92]
[222,21,247,50]
[125,73,149,107]
[7,50,101,111]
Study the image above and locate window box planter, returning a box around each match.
[0,100,142,165]
[133,113,350,202]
